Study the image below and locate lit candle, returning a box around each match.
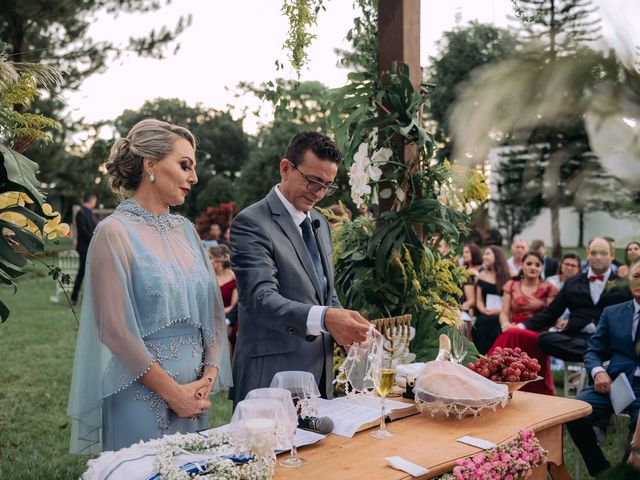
[244,418,276,434]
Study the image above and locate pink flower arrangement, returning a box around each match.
[440,429,547,480]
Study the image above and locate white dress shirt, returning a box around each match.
[591,300,640,379]
[274,185,328,336]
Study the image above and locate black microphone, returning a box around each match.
[297,415,334,434]
[312,219,321,231]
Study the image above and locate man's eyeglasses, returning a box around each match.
[289,161,338,196]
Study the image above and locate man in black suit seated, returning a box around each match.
[565,260,640,476]
[518,237,632,361]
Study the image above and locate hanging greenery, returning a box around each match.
[279,0,326,77]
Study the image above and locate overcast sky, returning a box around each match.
[63,0,516,132]
[62,0,638,134]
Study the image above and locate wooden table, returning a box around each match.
[275,392,591,479]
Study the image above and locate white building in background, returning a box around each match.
[487,148,640,247]
[514,208,640,247]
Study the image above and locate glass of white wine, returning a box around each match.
[370,365,395,439]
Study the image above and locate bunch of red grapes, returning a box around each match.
[467,347,541,382]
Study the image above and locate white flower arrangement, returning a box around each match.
[154,431,275,480]
[348,142,393,208]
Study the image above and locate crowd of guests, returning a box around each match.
[458,236,640,475]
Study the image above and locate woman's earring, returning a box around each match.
[149,174,156,183]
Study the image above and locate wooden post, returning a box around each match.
[377,0,421,213]
[377,0,421,90]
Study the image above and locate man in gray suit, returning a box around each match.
[230,131,370,405]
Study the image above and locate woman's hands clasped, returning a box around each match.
[165,377,212,419]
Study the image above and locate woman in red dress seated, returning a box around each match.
[489,251,558,395]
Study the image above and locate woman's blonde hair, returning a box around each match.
[105,118,196,193]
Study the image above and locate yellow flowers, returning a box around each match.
[0,192,69,240]
[0,192,33,207]
[42,203,70,240]
[434,302,461,327]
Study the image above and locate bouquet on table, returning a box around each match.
[438,429,547,480]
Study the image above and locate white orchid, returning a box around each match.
[348,143,392,208]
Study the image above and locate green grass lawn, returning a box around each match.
[0,260,630,479]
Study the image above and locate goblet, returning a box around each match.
[369,362,396,439]
[230,398,290,459]
[450,323,468,364]
[245,387,302,468]
[269,371,321,466]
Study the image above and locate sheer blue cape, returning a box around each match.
[67,200,232,455]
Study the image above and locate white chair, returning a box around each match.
[563,361,588,398]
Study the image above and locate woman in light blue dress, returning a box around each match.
[67,119,232,455]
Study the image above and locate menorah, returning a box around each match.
[373,314,413,366]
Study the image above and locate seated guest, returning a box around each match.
[546,252,581,290]
[202,223,223,249]
[519,237,632,362]
[473,245,511,354]
[546,252,581,330]
[327,203,352,229]
[530,239,558,280]
[438,238,451,257]
[461,243,483,314]
[618,241,640,278]
[566,260,640,477]
[209,245,238,354]
[605,236,623,272]
[582,236,620,275]
[507,238,528,277]
[490,251,558,395]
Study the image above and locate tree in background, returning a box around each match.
[195,202,237,240]
[0,0,191,217]
[234,79,345,210]
[509,0,603,254]
[113,98,249,218]
[427,22,517,161]
[493,145,545,243]
[334,0,377,74]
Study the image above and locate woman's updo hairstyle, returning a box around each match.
[209,244,231,269]
[105,118,196,193]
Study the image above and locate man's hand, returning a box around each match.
[594,371,612,395]
[555,319,568,330]
[324,308,370,347]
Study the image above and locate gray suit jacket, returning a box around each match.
[230,187,341,404]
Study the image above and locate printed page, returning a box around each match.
[611,373,636,414]
[317,396,413,437]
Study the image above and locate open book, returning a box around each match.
[317,395,418,438]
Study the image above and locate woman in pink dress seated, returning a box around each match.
[489,251,558,395]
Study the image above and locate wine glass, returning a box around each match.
[451,323,468,364]
[270,371,321,467]
[230,398,289,459]
[246,387,301,468]
[369,363,395,439]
